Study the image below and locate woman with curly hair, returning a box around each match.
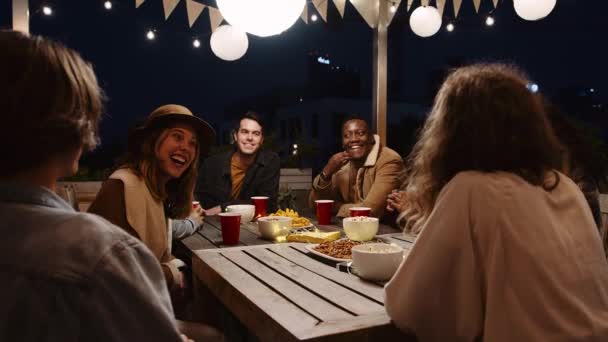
[385,63,608,341]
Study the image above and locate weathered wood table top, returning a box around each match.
[193,239,414,341]
[179,214,415,341]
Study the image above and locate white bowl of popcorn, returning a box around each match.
[351,243,404,281]
[342,216,379,241]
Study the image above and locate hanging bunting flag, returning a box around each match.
[349,0,377,28]
[407,0,413,11]
[350,0,401,28]
[436,0,446,15]
[333,0,347,18]
[313,0,328,22]
[387,0,401,23]
[185,0,205,28]
[473,0,481,13]
[162,0,180,20]
[301,4,309,23]
[208,7,224,32]
[492,0,498,7]
[453,0,463,17]
[136,0,145,8]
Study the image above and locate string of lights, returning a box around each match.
[31,0,553,50]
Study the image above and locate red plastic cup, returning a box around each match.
[219,212,241,245]
[192,201,200,209]
[315,200,334,225]
[251,196,269,219]
[349,207,371,217]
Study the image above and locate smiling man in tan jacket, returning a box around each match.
[309,118,404,219]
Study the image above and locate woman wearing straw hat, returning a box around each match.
[89,104,215,293]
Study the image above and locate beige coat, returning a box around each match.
[385,171,608,341]
[309,135,404,218]
[88,168,183,288]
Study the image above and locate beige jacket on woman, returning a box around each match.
[88,168,184,289]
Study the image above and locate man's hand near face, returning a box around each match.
[322,151,351,178]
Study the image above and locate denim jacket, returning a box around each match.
[0,182,182,341]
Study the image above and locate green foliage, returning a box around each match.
[277,185,297,211]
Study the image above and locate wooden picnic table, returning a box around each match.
[177,214,416,341]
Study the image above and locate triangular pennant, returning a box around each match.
[208,7,224,32]
[492,0,498,8]
[186,0,206,28]
[162,0,180,20]
[473,0,481,13]
[436,0,446,15]
[453,0,463,17]
[350,0,378,28]
[301,4,308,23]
[136,0,145,8]
[387,0,401,24]
[421,0,429,6]
[333,0,347,18]
[407,0,413,11]
[313,0,328,22]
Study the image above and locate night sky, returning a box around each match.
[2,0,607,148]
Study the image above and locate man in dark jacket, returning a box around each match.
[196,111,280,214]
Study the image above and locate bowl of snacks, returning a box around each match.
[342,216,379,241]
[269,208,312,229]
[257,216,293,240]
[351,243,404,281]
[225,204,255,223]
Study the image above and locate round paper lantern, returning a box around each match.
[513,0,556,21]
[409,6,442,38]
[217,0,305,37]
[210,25,249,61]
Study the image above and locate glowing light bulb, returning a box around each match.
[42,6,53,16]
[390,4,397,13]
[311,14,318,22]
[104,1,112,10]
[527,83,540,93]
[146,30,155,40]
[486,16,495,26]
[446,23,455,32]
[193,39,201,48]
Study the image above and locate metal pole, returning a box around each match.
[12,0,29,34]
[372,0,388,146]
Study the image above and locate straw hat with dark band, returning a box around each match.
[130,104,216,153]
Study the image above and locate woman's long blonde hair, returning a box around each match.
[121,124,199,219]
[401,63,562,234]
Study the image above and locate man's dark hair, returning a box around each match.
[236,111,264,134]
[341,115,374,136]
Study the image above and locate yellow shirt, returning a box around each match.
[230,154,247,200]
